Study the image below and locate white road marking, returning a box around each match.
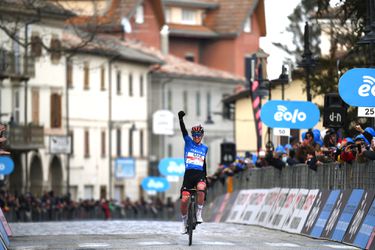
[199,241,236,245]
[78,243,110,248]
[265,242,300,247]
[138,241,170,245]
[323,244,359,249]
[13,247,48,250]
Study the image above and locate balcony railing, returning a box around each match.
[0,49,35,81]
[7,125,44,150]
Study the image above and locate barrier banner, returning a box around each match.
[343,190,375,245]
[281,189,310,233]
[205,194,226,222]
[366,228,375,250]
[269,189,299,229]
[227,189,253,223]
[331,189,365,242]
[214,191,239,222]
[241,189,269,225]
[0,216,9,249]
[353,198,375,249]
[301,190,331,235]
[0,209,11,237]
[265,188,290,228]
[255,188,281,226]
[310,189,341,238]
[321,190,352,239]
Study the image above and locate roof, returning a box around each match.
[168,23,218,38]
[222,88,251,103]
[69,0,165,30]
[122,40,245,82]
[164,0,266,37]
[163,0,219,9]
[0,0,76,20]
[62,32,162,65]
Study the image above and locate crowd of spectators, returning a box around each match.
[207,124,375,187]
[0,190,176,222]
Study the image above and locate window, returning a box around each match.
[165,7,171,23]
[182,9,196,25]
[50,93,62,128]
[100,65,105,90]
[196,92,201,117]
[101,130,106,157]
[135,5,144,24]
[183,91,188,113]
[31,88,39,125]
[116,128,121,156]
[50,36,61,62]
[167,89,172,110]
[66,58,73,88]
[129,73,133,96]
[31,34,42,57]
[70,130,75,156]
[117,71,121,94]
[129,128,133,156]
[140,75,144,97]
[244,16,252,33]
[84,129,90,158]
[84,62,89,90]
[168,144,172,157]
[13,89,20,123]
[185,53,195,62]
[140,130,144,157]
[84,185,94,199]
[206,92,211,118]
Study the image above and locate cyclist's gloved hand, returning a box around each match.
[178,111,185,120]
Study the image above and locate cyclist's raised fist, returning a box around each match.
[178,111,185,119]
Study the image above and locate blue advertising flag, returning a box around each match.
[0,157,14,175]
[339,68,375,107]
[141,177,170,192]
[158,158,185,176]
[260,100,320,129]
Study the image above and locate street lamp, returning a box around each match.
[298,22,316,102]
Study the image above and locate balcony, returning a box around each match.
[0,50,35,81]
[7,125,44,151]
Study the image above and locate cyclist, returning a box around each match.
[178,110,208,234]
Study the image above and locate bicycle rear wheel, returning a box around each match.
[188,201,194,246]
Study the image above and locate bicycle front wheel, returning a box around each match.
[188,201,194,246]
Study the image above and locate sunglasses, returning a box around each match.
[192,132,203,138]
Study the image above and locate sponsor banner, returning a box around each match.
[0,217,9,249]
[301,190,331,235]
[353,198,375,249]
[338,68,375,107]
[158,158,185,176]
[205,194,226,222]
[260,100,320,129]
[343,190,375,245]
[331,189,365,242]
[321,190,352,239]
[115,157,135,178]
[141,177,170,192]
[0,157,14,175]
[266,188,293,229]
[281,189,310,233]
[256,188,281,227]
[366,228,375,250]
[227,189,253,223]
[214,191,239,223]
[310,190,341,238]
[271,189,300,230]
[240,189,269,225]
[0,209,11,236]
[220,191,240,222]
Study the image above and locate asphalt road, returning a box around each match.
[8,220,359,250]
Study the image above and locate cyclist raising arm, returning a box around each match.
[178,110,208,234]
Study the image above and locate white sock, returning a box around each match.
[182,214,187,222]
[197,205,203,211]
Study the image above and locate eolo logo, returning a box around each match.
[274,105,307,124]
[261,100,320,129]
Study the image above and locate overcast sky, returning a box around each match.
[259,0,301,80]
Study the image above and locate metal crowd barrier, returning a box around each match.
[207,161,375,203]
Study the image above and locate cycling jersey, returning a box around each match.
[184,135,208,171]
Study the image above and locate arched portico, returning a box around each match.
[49,156,63,196]
[29,155,43,196]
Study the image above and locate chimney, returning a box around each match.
[160,25,169,55]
